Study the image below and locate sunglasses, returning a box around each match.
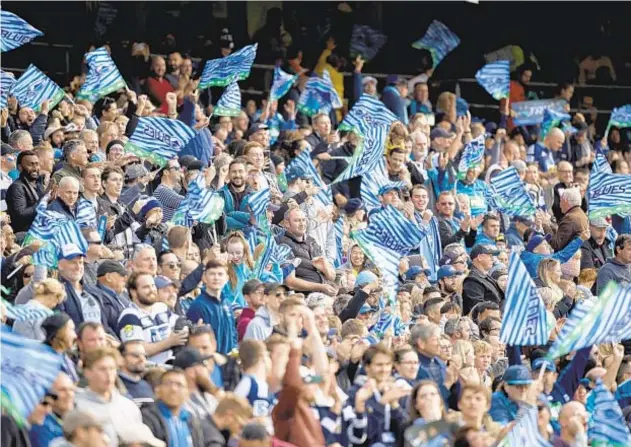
[23,272,33,279]
[88,240,102,245]
[164,262,182,269]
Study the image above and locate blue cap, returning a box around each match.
[531,357,556,373]
[503,365,533,386]
[437,265,464,281]
[154,275,174,289]
[359,304,377,315]
[355,270,378,288]
[378,184,402,196]
[526,233,552,252]
[344,198,364,215]
[406,266,430,281]
[58,243,85,261]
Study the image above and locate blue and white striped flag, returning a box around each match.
[270,66,297,102]
[174,174,225,225]
[418,216,442,281]
[588,171,631,218]
[0,327,63,424]
[198,43,258,89]
[485,167,537,217]
[76,198,97,229]
[498,405,551,447]
[606,104,631,137]
[246,188,270,217]
[0,70,16,109]
[285,147,332,207]
[547,283,631,360]
[0,11,43,53]
[297,70,342,117]
[457,135,485,179]
[76,47,126,102]
[54,219,88,254]
[350,24,387,62]
[338,94,398,137]
[592,147,612,176]
[475,60,510,101]
[32,242,58,269]
[2,298,53,321]
[360,159,405,211]
[588,379,631,446]
[11,64,65,112]
[500,250,550,346]
[540,108,571,139]
[333,215,345,268]
[214,81,242,117]
[26,208,68,243]
[252,232,294,279]
[411,20,460,68]
[332,125,389,184]
[125,117,196,167]
[372,313,408,337]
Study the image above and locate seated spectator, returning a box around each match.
[462,245,504,315]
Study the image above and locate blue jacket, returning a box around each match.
[416,351,449,403]
[47,198,77,220]
[382,85,408,125]
[220,184,253,231]
[520,237,583,279]
[29,413,63,447]
[186,290,237,355]
[474,231,496,247]
[490,390,519,424]
[57,278,116,337]
[505,225,524,248]
[456,180,489,217]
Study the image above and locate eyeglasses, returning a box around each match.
[87,240,102,245]
[164,262,182,269]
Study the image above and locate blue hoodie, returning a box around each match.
[186,289,237,355]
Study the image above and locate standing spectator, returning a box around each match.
[550,189,589,252]
[6,150,45,233]
[526,128,565,176]
[154,159,184,222]
[596,234,631,294]
[145,56,175,115]
[382,75,409,125]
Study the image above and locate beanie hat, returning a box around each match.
[140,198,162,220]
[41,313,71,345]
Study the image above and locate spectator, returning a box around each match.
[462,245,504,315]
[596,234,631,294]
[52,139,89,184]
[550,188,589,252]
[237,279,265,340]
[145,56,175,115]
[59,410,109,447]
[6,150,45,232]
[29,373,76,447]
[118,340,154,407]
[382,75,409,125]
[12,278,64,340]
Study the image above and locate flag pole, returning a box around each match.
[6,264,24,280]
[537,360,547,381]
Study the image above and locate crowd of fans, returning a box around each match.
[2,9,631,447]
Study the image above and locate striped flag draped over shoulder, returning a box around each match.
[0,10,43,52]
[418,216,442,281]
[0,327,63,424]
[125,117,196,167]
[591,146,613,176]
[606,104,631,137]
[198,43,257,89]
[1,70,16,109]
[411,20,460,69]
[540,108,571,139]
[214,81,242,117]
[297,70,342,117]
[76,47,126,102]
[498,404,551,447]
[457,135,485,179]
[270,66,297,102]
[588,379,631,446]
[1,298,52,321]
[338,94,398,137]
[546,283,631,360]
[475,60,510,101]
[500,251,550,346]
[332,125,390,185]
[588,171,631,218]
[11,64,65,112]
[55,219,88,254]
[485,167,537,217]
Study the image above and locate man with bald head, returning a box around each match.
[48,176,81,219]
[29,372,76,446]
[526,127,565,176]
[145,55,175,114]
[550,188,589,251]
[556,401,588,446]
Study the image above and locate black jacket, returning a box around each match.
[85,281,131,336]
[6,174,45,233]
[436,214,477,249]
[141,402,223,447]
[462,268,504,315]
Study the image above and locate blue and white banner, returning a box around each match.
[270,66,297,102]
[501,251,550,346]
[125,117,196,167]
[76,47,126,102]
[285,147,332,207]
[350,24,387,62]
[511,99,567,126]
[338,94,398,137]
[588,379,631,446]
[297,69,342,117]
[199,43,257,88]
[76,198,97,229]
[0,70,16,109]
[11,64,65,112]
[498,405,551,447]
[606,104,631,136]
[457,135,485,178]
[411,20,460,68]
[333,125,390,184]
[360,159,405,211]
[475,60,510,101]
[540,108,571,139]
[418,216,442,281]
[2,298,53,321]
[588,171,631,218]
[214,81,242,117]
[592,147,613,177]
[246,188,270,217]
[485,167,537,217]
[0,11,43,53]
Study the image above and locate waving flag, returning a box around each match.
[485,167,537,217]
[125,117,196,167]
[350,25,388,62]
[475,60,510,100]
[588,171,631,218]
[0,327,63,425]
[547,283,631,360]
[297,70,342,117]
[0,70,16,109]
[588,380,631,446]
[76,47,126,102]
[360,159,405,211]
[0,11,43,52]
[76,198,97,229]
[332,125,389,184]
[214,81,242,117]
[456,97,469,117]
[512,99,567,126]
[372,313,407,337]
[333,215,345,268]
[2,298,53,321]
[418,216,442,281]
[270,66,297,102]
[246,188,270,217]
[55,220,88,254]
[411,20,460,68]
[606,104,631,137]
[32,242,58,269]
[252,232,293,279]
[26,207,68,243]
[457,135,485,179]
[11,64,65,112]
[180,127,213,166]
[338,94,398,137]
[285,147,332,207]
[592,147,613,177]
[498,405,551,447]
[199,43,257,88]
[500,251,550,346]
[174,174,225,226]
[540,108,571,139]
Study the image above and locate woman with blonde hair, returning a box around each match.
[12,278,67,341]
[537,258,573,317]
[222,232,255,309]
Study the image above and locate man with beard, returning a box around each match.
[437,265,465,308]
[118,341,154,407]
[154,158,184,222]
[6,150,45,232]
[173,347,221,421]
[220,159,253,231]
[118,272,187,365]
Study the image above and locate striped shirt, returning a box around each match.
[154,184,184,222]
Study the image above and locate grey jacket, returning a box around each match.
[596,258,631,295]
[243,306,275,341]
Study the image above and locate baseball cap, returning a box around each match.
[355,270,378,288]
[589,217,609,228]
[437,265,464,281]
[359,303,377,315]
[97,260,128,277]
[125,164,148,181]
[178,155,197,169]
[470,244,500,260]
[526,233,552,252]
[264,282,288,295]
[62,410,104,438]
[344,198,365,215]
[1,143,19,156]
[430,127,453,140]
[496,234,506,244]
[406,266,430,281]
[172,347,211,370]
[154,275,174,289]
[531,357,556,373]
[244,123,268,140]
[242,279,264,296]
[58,243,85,261]
[378,183,402,196]
[42,313,71,344]
[503,365,533,386]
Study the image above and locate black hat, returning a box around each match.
[187,159,205,171]
[172,347,211,370]
[344,198,364,215]
[41,313,71,344]
[105,140,125,155]
[244,123,269,140]
[242,279,264,296]
[1,143,19,156]
[97,260,129,277]
[470,244,501,260]
[264,282,287,295]
[178,155,197,169]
